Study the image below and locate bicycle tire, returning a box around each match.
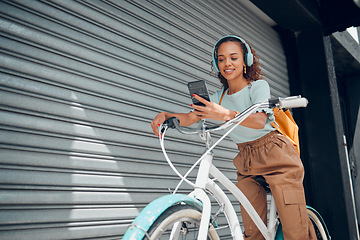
[144,204,220,240]
[307,208,331,240]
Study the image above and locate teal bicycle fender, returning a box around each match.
[306,205,331,238]
[122,194,203,240]
[275,223,284,240]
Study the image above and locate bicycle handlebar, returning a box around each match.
[270,96,308,109]
[162,96,308,135]
[159,96,308,193]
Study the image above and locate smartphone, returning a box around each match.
[187,80,211,107]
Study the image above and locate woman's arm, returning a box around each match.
[238,112,267,129]
[151,94,268,136]
[191,94,267,129]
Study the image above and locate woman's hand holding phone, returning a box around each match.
[191,94,235,122]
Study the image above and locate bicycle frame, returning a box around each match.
[189,141,278,240]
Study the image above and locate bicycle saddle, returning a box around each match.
[254,175,271,193]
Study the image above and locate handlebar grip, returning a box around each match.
[280,97,308,109]
[163,117,199,134]
[163,117,180,129]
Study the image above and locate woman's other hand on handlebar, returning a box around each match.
[151,111,202,137]
[151,112,167,137]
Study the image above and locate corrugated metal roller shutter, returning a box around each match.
[0,0,289,239]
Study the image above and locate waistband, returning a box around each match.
[236,130,279,149]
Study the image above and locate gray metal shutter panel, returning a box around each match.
[0,0,289,239]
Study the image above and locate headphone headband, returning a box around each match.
[212,35,254,72]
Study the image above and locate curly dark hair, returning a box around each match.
[212,35,264,90]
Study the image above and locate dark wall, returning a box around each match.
[277,26,354,240]
[342,74,360,227]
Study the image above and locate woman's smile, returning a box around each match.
[224,69,235,73]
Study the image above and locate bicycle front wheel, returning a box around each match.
[307,208,331,240]
[145,204,219,240]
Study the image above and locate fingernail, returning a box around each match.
[190,104,193,107]
[157,124,160,126]
[192,94,196,97]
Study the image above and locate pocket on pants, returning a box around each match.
[283,189,306,205]
[283,189,307,226]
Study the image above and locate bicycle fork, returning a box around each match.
[187,147,244,240]
[188,150,214,240]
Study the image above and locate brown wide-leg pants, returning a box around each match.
[234,131,316,240]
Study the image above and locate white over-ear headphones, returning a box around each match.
[212,35,254,72]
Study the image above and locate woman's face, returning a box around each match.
[217,41,246,82]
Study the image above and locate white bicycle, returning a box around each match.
[123,96,331,240]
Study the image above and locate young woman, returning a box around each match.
[151,35,315,240]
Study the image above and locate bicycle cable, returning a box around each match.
[159,114,248,194]
[159,124,195,188]
[172,119,244,193]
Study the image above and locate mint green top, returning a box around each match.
[210,80,275,143]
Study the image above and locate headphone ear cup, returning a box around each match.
[246,52,253,66]
[212,59,220,72]
[212,47,220,72]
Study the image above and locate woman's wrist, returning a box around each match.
[225,110,238,121]
[163,112,170,118]
[234,111,240,118]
